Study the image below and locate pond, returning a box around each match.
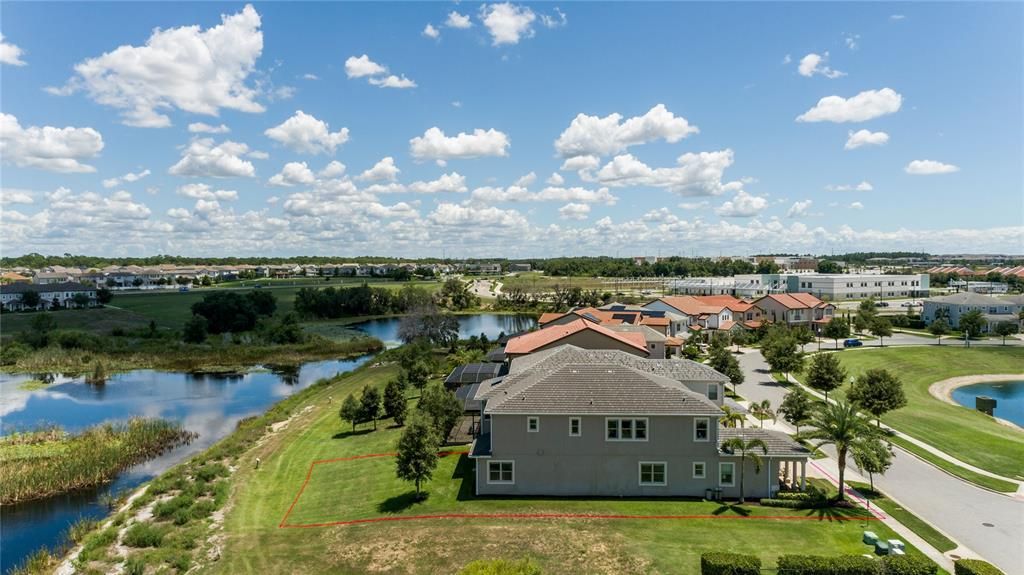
[0,313,535,573]
[951,380,1024,427]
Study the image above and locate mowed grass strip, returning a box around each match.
[216,362,937,575]
[819,347,1024,479]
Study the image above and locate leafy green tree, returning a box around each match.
[436,278,480,310]
[398,360,431,391]
[855,299,877,332]
[928,318,950,344]
[719,436,768,504]
[959,309,985,344]
[360,385,384,430]
[96,287,113,304]
[822,317,850,350]
[761,327,805,381]
[182,315,208,344]
[852,437,893,494]
[870,316,893,347]
[383,379,408,426]
[847,368,907,427]
[750,399,775,428]
[340,394,361,432]
[71,292,91,308]
[805,352,847,402]
[718,405,746,428]
[418,383,463,438]
[994,321,1018,345]
[817,260,843,274]
[19,290,41,309]
[793,327,815,353]
[804,400,878,501]
[132,278,144,288]
[723,360,745,396]
[779,387,813,436]
[395,416,440,498]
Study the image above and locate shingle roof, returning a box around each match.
[926,292,1021,306]
[606,324,667,342]
[718,427,811,458]
[0,281,96,294]
[504,319,650,356]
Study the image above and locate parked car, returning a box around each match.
[875,301,890,307]
[843,338,863,347]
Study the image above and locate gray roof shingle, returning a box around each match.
[718,427,810,458]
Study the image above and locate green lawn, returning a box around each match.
[823,347,1024,480]
[213,364,934,575]
[848,482,957,553]
[0,306,154,335]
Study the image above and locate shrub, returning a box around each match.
[67,517,99,543]
[777,554,878,575]
[954,559,1005,575]
[459,559,542,575]
[701,551,762,575]
[774,491,816,501]
[153,494,194,520]
[0,341,31,365]
[124,556,146,575]
[759,498,814,509]
[122,523,168,548]
[883,555,937,575]
[194,462,228,482]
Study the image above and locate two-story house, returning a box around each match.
[0,282,98,311]
[469,345,810,499]
[750,293,835,333]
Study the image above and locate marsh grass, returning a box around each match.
[0,418,196,505]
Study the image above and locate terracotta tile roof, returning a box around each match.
[640,316,669,326]
[719,320,736,330]
[504,319,650,356]
[755,293,830,310]
[664,336,684,346]
[654,295,750,316]
[538,312,565,325]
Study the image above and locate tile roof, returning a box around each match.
[652,295,752,316]
[504,319,650,356]
[926,292,1022,306]
[718,427,811,458]
[755,293,830,310]
[538,312,566,325]
[606,324,667,342]
[0,281,96,294]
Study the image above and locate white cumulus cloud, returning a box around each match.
[479,3,536,45]
[408,172,468,194]
[559,202,590,220]
[796,88,903,123]
[715,191,767,218]
[798,52,845,78]
[555,104,698,158]
[188,122,230,134]
[446,11,473,28]
[0,33,27,66]
[344,54,416,89]
[904,160,959,175]
[168,138,255,178]
[423,24,440,39]
[102,169,151,189]
[825,181,873,192]
[409,127,510,161]
[264,110,349,155]
[845,129,889,150]
[47,5,264,127]
[176,183,238,201]
[787,200,813,218]
[593,150,744,197]
[357,157,400,182]
[268,161,316,187]
[0,113,103,173]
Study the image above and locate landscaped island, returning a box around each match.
[0,418,196,505]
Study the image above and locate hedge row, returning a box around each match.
[775,554,936,575]
[700,552,761,575]
[759,498,816,509]
[954,559,1005,575]
[773,491,818,502]
[883,555,939,575]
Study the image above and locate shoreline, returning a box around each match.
[928,374,1024,431]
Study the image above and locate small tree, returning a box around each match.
[719,436,768,504]
[761,327,805,382]
[719,405,746,428]
[399,360,431,391]
[418,383,463,438]
[340,394,361,432]
[779,387,813,436]
[360,385,384,430]
[72,292,92,309]
[750,399,775,429]
[805,352,847,402]
[994,321,1019,346]
[793,327,815,353]
[870,316,893,347]
[804,400,878,501]
[731,329,750,352]
[20,291,41,309]
[959,309,985,345]
[383,379,408,426]
[395,416,440,498]
[854,299,877,333]
[822,317,850,350]
[96,287,113,304]
[851,437,893,495]
[183,315,208,343]
[928,318,950,345]
[723,359,745,396]
[847,368,907,427]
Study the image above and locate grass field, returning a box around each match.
[847,482,957,554]
[0,306,154,335]
[822,347,1024,480]
[212,363,933,575]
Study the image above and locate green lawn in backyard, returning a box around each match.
[820,347,1024,480]
[213,363,934,575]
[847,482,956,554]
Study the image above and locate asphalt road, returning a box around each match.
[811,330,1024,350]
[736,349,1024,575]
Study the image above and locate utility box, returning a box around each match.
[976,396,997,416]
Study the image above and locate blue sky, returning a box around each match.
[1,2,1021,258]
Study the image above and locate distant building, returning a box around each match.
[750,293,835,333]
[949,280,1009,294]
[462,263,502,275]
[922,293,1023,333]
[509,263,532,273]
[734,273,929,301]
[0,282,98,311]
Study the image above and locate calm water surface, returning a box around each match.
[951,380,1024,427]
[0,314,534,573]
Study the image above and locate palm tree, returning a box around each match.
[720,436,768,504]
[802,400,877,501]
[719,405,746,428]
[750,400,775,428]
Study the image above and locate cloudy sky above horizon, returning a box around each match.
[1,2,1022,258]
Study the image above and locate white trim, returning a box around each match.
[604,417,649,442]
[692,461,706,479]
[638,461,667,486]
[569,417,581,437]
[693,417,710,442]
[526,416,539,433]
[719,462,736,487]
[486,460,515,484]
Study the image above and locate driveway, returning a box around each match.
[735,349,1024,575]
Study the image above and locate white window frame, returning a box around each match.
[487,460,515,484]
[693,417,710,442]
[569,417,581,437]
[693,461,706,479]
[526,416,539,433]
[707,383,719,401]
[638,461,667,486]
[605,417,649,442]
[719,462,736,487]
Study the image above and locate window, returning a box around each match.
[694,417,709,442]
[707,383,719,401]
[487,461,514,484]
[569,417,581,437]
[719,462,735,486]
[639,462,667,486]
[527,416,539,433]
[693,462,706,479]
[606,418,648,441]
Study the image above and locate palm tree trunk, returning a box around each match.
[738,457,746,504]
[837,446,847,501]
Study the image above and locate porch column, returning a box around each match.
[800,461,807,491]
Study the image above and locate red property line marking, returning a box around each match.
[280,451,880,529]
[809,461,887,520]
